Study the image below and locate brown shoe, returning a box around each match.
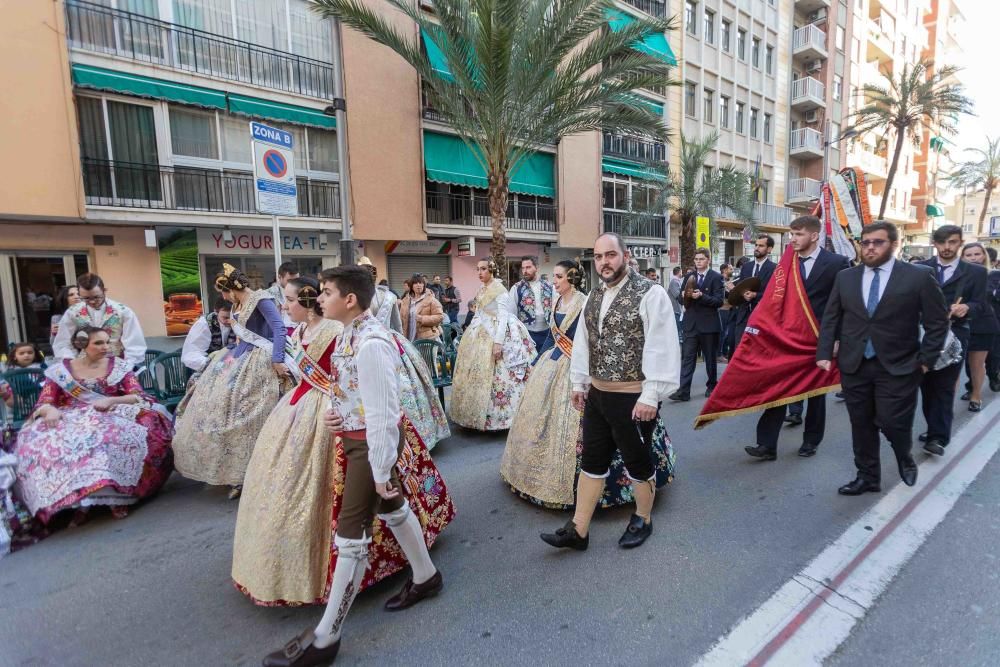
[262,630,339,667]
[384,570,443,612]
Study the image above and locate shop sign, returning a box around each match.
[197,229,331,255]
[457,237,476,257]
[384,240,452,255]
[628,245,661,259]
[991,216,1000,238]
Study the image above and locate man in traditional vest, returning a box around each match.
[266,261,300,330]
[357,256,403,333]
[540,233,680,551]
[506,256,554,351]
[52,272,146,369]
[180,298,235,372]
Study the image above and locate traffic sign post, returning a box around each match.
[250,121,297,274]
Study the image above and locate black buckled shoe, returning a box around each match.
[745,445,777,461]
[923,438,946,457]
[618,514,652,549]
[384,570,443,612]
[798,442,819,458]
[263,630,339,667]
[837,478,881,496]
[540,520,589,551]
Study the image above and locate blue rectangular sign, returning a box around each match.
[250,121,293,149]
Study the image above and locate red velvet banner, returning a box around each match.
[694,245,841,429]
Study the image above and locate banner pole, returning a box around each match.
[272,215,282,274]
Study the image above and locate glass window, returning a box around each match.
[704,10,715,45]
[721,20,731,51]
[737,28,747,60]
[836,25,845,51]
[720,95,730,128]
[750,107,759,138]
[852,37,861,62]
[735,102,745,134]
[763,113,772,143]
[752,37,761,68]
[169,107,219,159]
[685,81,697,117]
[765,45,774,75]
[221,115,252,165]
[685,1,697,36]
[77,96,109,160]
[703,89,714,123]
[613,182,627,210]
[833,75,843,101]
[602,180,614,209]
[285,125,306,172]
[831,121,841,142]
[306,128,338,173]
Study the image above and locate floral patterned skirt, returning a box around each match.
[394,334,451,449]
[13,404,174,524]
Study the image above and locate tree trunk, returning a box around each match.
[679,211,696,269]
[880,126,907,220]
[488,175,509,279]
[977,181,994,235]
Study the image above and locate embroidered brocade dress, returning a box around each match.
[172,290,288,487]
[450,280,535,431]
[12,359,174,523]
[231,320,455,605]
[500,292,676,509]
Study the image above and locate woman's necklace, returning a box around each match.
[301,316,322,343]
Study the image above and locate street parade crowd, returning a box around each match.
[1,209,1000,664]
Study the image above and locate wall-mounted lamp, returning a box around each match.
[222,227,234,242]
[144,229,157,248]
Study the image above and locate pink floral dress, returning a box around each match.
[13,359,174,524]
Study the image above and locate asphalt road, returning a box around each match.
[1,364,996,667]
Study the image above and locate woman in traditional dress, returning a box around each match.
[500,261,676,509]
[232,277,455,606]
[12,327,173,524]
[172,264,290,499]
[450,258,535,431]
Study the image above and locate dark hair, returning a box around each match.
[409,273,427,286]
[694,247,710,259]
[378,278,389,286]
[288,276,322,315]
[986,247,998,263]
[444,275,453,281]
[72,326,108,352]
[215,264,251,291]
[278,262,299,277]
[672,266,682,276]
[213,298,233,312]
[54,285,79,315]
[789,215,822,233]
[735,256,750,268]
[757,234,775,248]
[720,263,732,273]
[556,259,584,288]
[478,257,500,277]
[520,256,538,267]
[861,220,899,243]
[932,224,962,244]
[9,341,43,366]
[320,266,375,310]
[596,232,626,253]
[77,272,105,291]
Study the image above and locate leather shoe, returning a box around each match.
[705,387,714,398]
[918,432,928,443]
[897,455,918,487]
[969,401,982,412]
[384,570,443,611]
[668,391,690,402]
[838,478,881,495]
[923,438,946,457]
[540,520,588,551]
[961,391,971,401]
[263,631,339,667]
[784,414,803,426]
[834,391,845,400]
[618,514,652,549]
[744,445,777,461]
[798,443,818,457]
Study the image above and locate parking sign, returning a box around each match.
[251,122,297,216]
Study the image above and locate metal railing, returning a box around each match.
[790,127,824,153]
[620,0,667,18]
[791,76,825,102]
[66,0,334,99]
[603,132,667,163]
[81,158,340,219]
[602,210,666,239]
[426,191,557,233]
[712,203,793,227]
[787,177,823,201]
[792,24,827,54]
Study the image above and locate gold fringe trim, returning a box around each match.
[693,383,842,430]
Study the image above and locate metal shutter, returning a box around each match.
[387,255,452,295]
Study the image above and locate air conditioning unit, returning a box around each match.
[806,59,823,73]
[805,110,820,124]
[809,8,828,22]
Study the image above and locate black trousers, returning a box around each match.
[580,388,657,481]
[920,327,969,444]
[755,395,826,451]
[678,332,719,393]
[841,358,922,484]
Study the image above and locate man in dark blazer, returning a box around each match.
[732,234,777,345]
[916,225,990,456]
[745,216,850,461]
[670,247,724,400]
[817,221,949,495]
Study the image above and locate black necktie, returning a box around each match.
[697,273,704,288]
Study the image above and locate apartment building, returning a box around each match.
[944,189,1000,245]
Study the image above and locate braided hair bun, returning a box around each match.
[556,259,584,289]
[289,276,322,315]
[72,326,107,352]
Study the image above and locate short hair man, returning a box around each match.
[52,272,147,368]
[731,234,777,347]
[267,262,300,327]
[817,221,949,494]
[428,274,444,301]
[645,268,659,282]
[670,248,725,401]
[181,298,234,372]
[506,255,555,351]
[439,275,462,324]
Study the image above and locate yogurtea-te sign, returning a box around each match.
[197,229,333,256]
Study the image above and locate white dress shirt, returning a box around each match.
[356,336,402,484]
[53,298,146,368]
[798,246,822,281]
[570,277,681,407]
[507,280,548,332]
[862,256,895,303]
[936,257,958,284]
[180,317,231,371]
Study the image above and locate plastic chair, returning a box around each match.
[150,351,190,413]
[3,368,46,431]
[412,339,452,407]
[136,349,162,394]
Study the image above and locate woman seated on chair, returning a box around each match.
[11,326,174,525]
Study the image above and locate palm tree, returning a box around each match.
[312,0,677,269]
[626,132,754,267]
[847,58,973,219]
[946,136,1000,233]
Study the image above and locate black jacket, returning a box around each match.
[680,269,724,334]
[917,258,989,332]
[802,248,851,325]
[818,261,949,376]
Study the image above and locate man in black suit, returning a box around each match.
[732,235,777,345]
[817,221,949,495]
[745,216,850,461]
[916,225,990,456]
[670,247,724,401]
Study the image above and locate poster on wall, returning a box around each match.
[158,229,203,337]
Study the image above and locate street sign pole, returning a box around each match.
[272,215,282,273]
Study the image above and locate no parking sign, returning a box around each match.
[250,122,297,216]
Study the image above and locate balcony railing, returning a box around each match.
[82,159,340,219]
[790,127,824,153]
[426,192,557,234]
[792,24,828,58]
[603,132,667,163]
[620,0,666,18]
[66,0,334,99]
[791,77,826,103]
[787,177,823,201]
[713,203,794,227]
[602,211,666,239]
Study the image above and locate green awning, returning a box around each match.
[421,28,455,82]
[930,136,946,152]
[228,94,335,129]
[71,64,226,109]
[619,93,664,116]
[926,203,945,217]
[602,157,665,181]
[606,9,677,66]
[423,131,555,197]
